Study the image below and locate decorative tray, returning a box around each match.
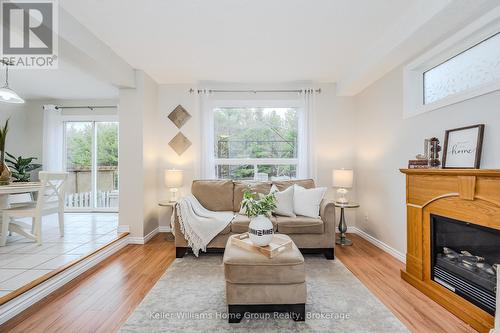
[230,233,293,258]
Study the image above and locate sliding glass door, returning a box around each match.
[96,122,119,209]
[64,121,119,211]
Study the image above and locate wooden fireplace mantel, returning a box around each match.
[400,168,500,333]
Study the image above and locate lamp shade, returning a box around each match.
[0,87,25,104]
[332,169,353,188]
[164,169,183,188]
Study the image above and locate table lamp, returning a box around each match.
[165,169,183,202]
[332,169,353,204]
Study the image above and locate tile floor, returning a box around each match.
[0,213,118,297]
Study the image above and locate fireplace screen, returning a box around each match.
[431,214,499,315]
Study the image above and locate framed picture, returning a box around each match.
[442,124,484,169]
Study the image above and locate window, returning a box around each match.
[423,32,500,105]
[213,107,298,180]
[404,13,500,117]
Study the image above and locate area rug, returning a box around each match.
[120,255,408,332]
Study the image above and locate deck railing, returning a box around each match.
[64,167,118,209]
[65,190,118,208]
[217,139,296,159]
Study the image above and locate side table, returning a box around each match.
[334,202,360,246]
[158,201,176,241]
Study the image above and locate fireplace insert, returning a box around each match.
[431,214,499,315]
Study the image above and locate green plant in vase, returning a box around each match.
[241,186,277,246]
[6,153,42,182]
[0,119,11,185]
[241,188,277,218]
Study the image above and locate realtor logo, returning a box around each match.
[0,0,58,68]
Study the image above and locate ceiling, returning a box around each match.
[6,62,119,100]
[59,0,424,84]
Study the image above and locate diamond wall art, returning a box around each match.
[168,104,191,129]
[169,132,192,156]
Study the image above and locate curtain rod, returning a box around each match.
[189,88,321,94]
[54,105,117,111]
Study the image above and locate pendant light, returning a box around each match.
[0,61,25,104]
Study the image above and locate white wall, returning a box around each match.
[156,83,357,229]
[118,86,144,237]
[0,102,44,162]
[354,66,500,256]
[142,73,160,236]
[314,83,356,194]
[119,71,159,237]
[157,84,200,228]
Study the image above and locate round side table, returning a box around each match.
[334,202,360,246]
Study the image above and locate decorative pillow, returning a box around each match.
[270,184,296,217]
[293,184,327,218]
[273,179,315,191]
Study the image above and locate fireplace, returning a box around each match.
[431,214,499,315]
[401,169,500,332]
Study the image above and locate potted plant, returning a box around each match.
[0,119,11,185]
[241,187,277,246]
[6,153,42,182]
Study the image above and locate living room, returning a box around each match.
[0,0,499,332]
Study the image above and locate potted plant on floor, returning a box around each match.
[0,119,12,185]
[241,187,277,246]
[6,153,42,182]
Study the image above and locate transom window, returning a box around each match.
[404,14,500,118]
[423,32,500,105]
[213,107,298,180]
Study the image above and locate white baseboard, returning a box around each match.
[346,226,357,233]
[128,227,159,244]
[158,226,171,232]
[346,227,406,263]
[144,227,159,243]
[0,236,129,325]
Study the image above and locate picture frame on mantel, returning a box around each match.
[442,124,484,169]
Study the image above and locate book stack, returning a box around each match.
[408,159,429,169]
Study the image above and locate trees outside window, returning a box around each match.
[214,107,298,180]
[64,121,119,210]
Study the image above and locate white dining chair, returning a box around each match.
[0,172,68,246]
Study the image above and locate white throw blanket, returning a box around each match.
[492,272,499,333]
[175,195,234,257]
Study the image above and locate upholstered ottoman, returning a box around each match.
[223,234,306,323]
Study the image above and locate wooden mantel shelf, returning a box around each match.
[400,168,500,176]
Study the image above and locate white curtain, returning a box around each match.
[42,105,64,171]
[297,89,316,180]
[199,92,215,179]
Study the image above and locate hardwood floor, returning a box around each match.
[336,234,476,333]
[1,232,476,332]
[0,234,175,333]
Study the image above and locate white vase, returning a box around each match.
[248,215,274,246]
